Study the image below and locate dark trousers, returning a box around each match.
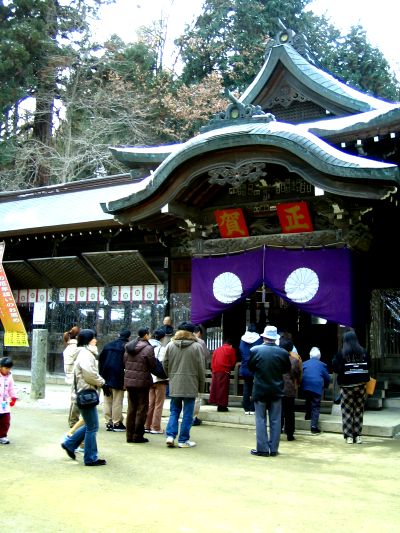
[304,390,322,429]
[126,387,150,441]
[281,396,295,438]
[0,413,10,437]
[242,376,254,412]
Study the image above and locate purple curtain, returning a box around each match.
[191,246,353,326]
[263,247,353,326]
[191,248,264,324]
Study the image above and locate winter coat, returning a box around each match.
[196,337,211,366]
[98,337,127,389]
[248,342,291,401]
[163,330,206,397]
[124,338,157,389]
[239,331,263,378]
[211,343,236,373]
[332,350,370,387]
[63,339,78,385]
[283,352,303,397]
[0,371,16,414]
[160,325,174,347]
[301,358,331,395]
[149,338,167,383]
[73,345,104,399]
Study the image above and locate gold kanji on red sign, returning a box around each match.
[214,208,249,238]
[277,201,313,233]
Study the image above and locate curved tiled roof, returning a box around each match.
[240,44,396,114]
[109,144,181,167]
[102,120,399,214]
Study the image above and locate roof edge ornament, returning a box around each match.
[200,90,275,133]
[264,19,318,66]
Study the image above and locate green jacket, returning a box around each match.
[163,330,206,397]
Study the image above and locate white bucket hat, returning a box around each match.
[261,325,279,340]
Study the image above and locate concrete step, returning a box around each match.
[384,398,400,408]
[162,401,400,438]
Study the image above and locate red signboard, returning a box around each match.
[277,201,313,233]
[214,208,249,238]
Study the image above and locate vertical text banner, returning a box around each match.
[0,242,29,346]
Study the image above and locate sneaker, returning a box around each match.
[0,437,10,444]
[166,436,175,448]
[355,436,362,444]
[346,437,354,444]
[244,411,251,415]
[311,427,321,434]
[150,429,164,434]
[112,422,126,432]
[249,411,255,415]
[144,429,151,433]
[192,417,202,426]
[178,440,196,448]
[250,449,269,457]
[106,423,114,431]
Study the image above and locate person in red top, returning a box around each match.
[209,338,237,412]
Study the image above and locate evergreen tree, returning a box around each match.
[177,0,400,100]
[0,0,110,187]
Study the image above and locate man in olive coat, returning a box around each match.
[163,322,205,448]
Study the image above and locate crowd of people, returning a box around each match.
[4,318,363,465]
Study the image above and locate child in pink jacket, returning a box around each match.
[0,357,17,444]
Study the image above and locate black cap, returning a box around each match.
[119,329,131,341]
[177,321,195,333]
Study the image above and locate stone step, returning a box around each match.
[384,398,400,408]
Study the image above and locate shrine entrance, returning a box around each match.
[205,285,341,368]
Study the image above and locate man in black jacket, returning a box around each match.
[99,329,130,431]
[248,325,291,457]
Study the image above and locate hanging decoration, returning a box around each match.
[214,208,249,238]
[276,201,313,233]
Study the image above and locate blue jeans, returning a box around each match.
[166,397,195,444]
[63,405,99,464]
[254,398,282,454]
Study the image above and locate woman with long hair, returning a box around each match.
[63,326,81,427]
[332,330,370,444]
[61,329,106,466]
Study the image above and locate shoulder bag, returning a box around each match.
[74,373,99,408]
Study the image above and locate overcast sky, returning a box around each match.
[91,0,399,77]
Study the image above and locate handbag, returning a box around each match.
[74,373,99,408]
[365,377,377,396]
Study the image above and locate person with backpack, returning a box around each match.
[333,330,370,444]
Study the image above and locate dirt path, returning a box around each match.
[2,400,400,533]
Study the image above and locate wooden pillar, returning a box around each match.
[30,329,48,400]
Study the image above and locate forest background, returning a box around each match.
[1,0,399,192]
